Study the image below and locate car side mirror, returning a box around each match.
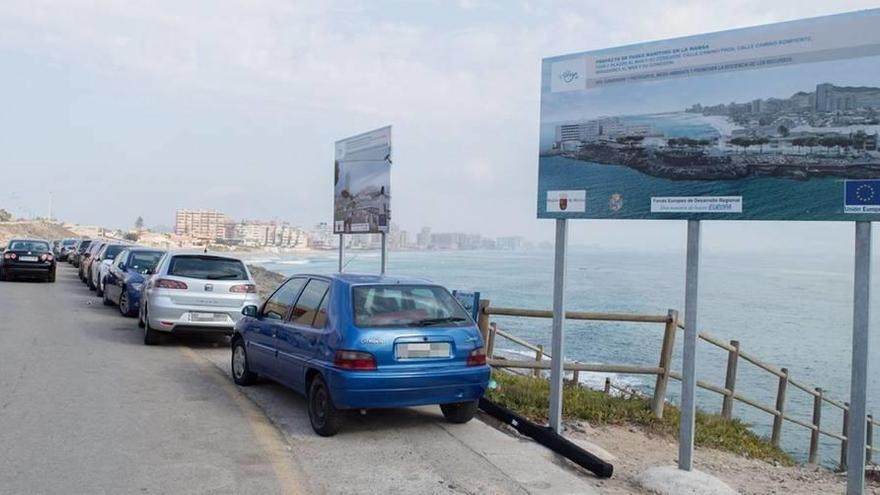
[242,305,259,318]
[118,264,127,271]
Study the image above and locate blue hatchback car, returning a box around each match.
[102,248,166,317]
[231,273,490,436]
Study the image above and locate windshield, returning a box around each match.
[103,245,126,260]
[8,240,50,252]
[128,251,164,274]
[78,240,92,251]
[352,285,471,328]
[168,255,248,280]
[62,239,77,246]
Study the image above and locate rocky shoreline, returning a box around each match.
[565,144,880,181]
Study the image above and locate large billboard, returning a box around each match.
[334,126,392,233]
[538,9,880,220]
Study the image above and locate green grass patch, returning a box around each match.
[487,371,794,466]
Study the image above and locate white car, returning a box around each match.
[91,243,129,296]
[138,251,261,345]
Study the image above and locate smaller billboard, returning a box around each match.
[334,126,392,234]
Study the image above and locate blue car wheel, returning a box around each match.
[119,290,134,317]
[308,375,343,437]
[440,400,479,424]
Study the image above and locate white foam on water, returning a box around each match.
[493,347,647,392]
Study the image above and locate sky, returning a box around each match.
[1,0,879,254]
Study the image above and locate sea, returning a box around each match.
[251,247,878,466]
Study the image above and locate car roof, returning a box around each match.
[291,272,435,286]
[7,238,50,243]
[166,249,243,260]
[125,247,165,253]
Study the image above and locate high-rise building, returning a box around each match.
[417,227,432,248]
[174,209,228,240]
[815,83,834,112]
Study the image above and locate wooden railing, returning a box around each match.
[477,300,879,468]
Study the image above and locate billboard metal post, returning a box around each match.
[846,221,871,495]
[381,232,387,275]
[338,234,345,273]
[679,219,701,471]
[549,218,568,434]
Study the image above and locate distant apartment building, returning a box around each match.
[417,227,432,248]
[496,236,524,250]
[555,117,653,147]
[308,222,338,249]
[174,209,228,240]
[232,221,302,248]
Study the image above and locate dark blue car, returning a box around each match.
[231,273,490,436]
[103,248,166,317]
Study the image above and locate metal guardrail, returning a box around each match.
[478,301,879,467]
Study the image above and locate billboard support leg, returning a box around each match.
[549,218,568,434]
[847,221,871,495]
[338,234,345,273]
[381,232,387,275]
[679,219,701,471]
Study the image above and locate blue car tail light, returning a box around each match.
[334,350,377,371]
[466,347,486,367]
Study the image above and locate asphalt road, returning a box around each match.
[0,266,598,495]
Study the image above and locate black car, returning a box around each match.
[56,238,78,261]
[0,239,57,282]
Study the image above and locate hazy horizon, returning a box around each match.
[2,0,879,255]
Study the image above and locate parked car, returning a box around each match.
[89,243,129,296]
[79,240,105,283]
[57,239,78,261]
[139,251,260,345]
[71,239,92,267]
[103,248,166,317]
[230,273,490,436]
[0,239,57,282]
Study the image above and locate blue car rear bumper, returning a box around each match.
[325,365,490,410]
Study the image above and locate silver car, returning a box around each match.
[138,251,261,345]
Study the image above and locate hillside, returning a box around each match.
[0,221,77,246]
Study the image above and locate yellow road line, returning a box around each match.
[180,347,307,495]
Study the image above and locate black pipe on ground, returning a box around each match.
[478,397,614,479]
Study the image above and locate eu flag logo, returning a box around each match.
[845,180,880,206]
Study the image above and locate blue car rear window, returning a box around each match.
[352,285,471,328]
[129,252,164,274]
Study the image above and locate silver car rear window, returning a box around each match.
[168,255,248,280]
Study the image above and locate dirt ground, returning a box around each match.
[556,419,880,494]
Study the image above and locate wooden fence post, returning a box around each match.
[868,415,874,464]
[721,340,740,420]
[572,369,580,386]
[651,309,678,419]
[771,368,789,447]
[840,402,850,471]
[534,345,544,378]
[487,322,497,358]
[477,299,491,347]
[604,377,611,395]
[809,388,823,464]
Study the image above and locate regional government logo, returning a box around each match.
[559,70,579,84]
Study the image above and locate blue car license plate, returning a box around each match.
[396,342,450,359]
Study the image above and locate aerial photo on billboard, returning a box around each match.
[334,126,392,233]
[538,9,880,221]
